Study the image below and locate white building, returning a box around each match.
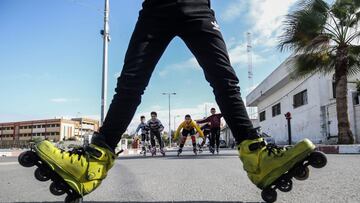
[246,58,360,144]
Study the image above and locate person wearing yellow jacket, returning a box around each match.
[174,114,204,156]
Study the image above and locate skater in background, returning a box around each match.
[174,114,204,156]
[147,112,165,156]
[135,116,150,156]
[24,1,325,202]
[196,108,222,154]
[198,123,210,153]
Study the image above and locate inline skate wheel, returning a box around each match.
[50,181,66,196]
[309,151,327,168]
[261,188,277,203]
[18,151,36,167]
[277,178,292,192]
[294,166,309,181]
[34,167,51,182]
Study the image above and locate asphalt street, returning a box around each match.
[0,149,359,203]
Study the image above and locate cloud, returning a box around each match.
[221,0,249,22]
[244,83,260,94]
[170,57,200,71]
[50,98,80,103]
[221,0,297,49]
[150,105,162,111]
[227,42,265,66]
[249,0,297,45]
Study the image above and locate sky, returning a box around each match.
[0,0,310,133]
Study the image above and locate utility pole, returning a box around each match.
[162,92,176,148]
[100,0,110,125]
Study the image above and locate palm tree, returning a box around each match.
[279,0,360,144]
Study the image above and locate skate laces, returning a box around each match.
[60,146,87,161]
[265,143,285,157]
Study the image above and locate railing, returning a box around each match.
[0,140,33,149]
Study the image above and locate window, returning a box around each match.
[272,103,281,117]
[293,90,308,108]
[259,111,266,122]
[56,124,60,127]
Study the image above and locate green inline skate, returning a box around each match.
[238,138,327,202]
[18,134,116,202]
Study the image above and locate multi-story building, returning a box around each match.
[71,118,99,137]
[0,118,99,147]
[246,58,360,144]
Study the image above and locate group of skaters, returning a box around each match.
[134,107,223,156]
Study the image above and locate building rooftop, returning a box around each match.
[246,57,292,107]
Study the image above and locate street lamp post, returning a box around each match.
[162,92,176,148]
[100,0,110,125]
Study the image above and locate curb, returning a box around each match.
[316,145,360,154]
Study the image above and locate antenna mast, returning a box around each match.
[247,32,256,119]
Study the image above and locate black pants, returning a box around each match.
[150,130,164,149]
[209,127,220,149]
[141,133,150,142]
[180,129,196,148]
[99,0,257,150]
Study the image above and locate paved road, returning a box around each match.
[0,149,359,203]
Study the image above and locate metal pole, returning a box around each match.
[162,93,176,147]
[285,112,292,145]
[101,0,110,125]
[287,119,292,145]
[168,94,171,147]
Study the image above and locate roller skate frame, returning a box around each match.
[18,149,83,203]
[260,151,327,203]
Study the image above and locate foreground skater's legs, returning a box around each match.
[178,3,327,202]
[19,1,176,200]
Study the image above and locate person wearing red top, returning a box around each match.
[196,108,223,154]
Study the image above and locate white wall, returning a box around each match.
[256,72,360,144]
[60,123,75,140]
[257,74,330,144]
